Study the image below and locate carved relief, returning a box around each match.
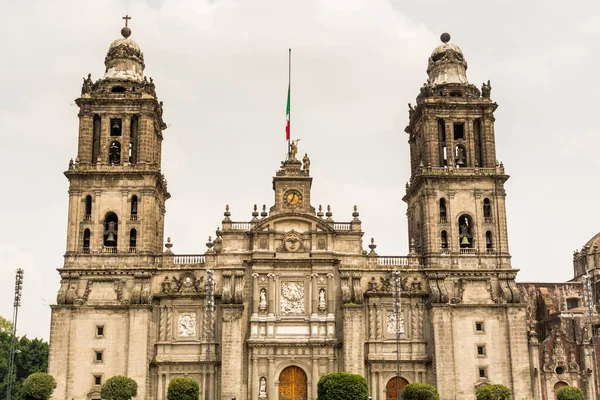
[281,281,305,315]
[387,309,405,335]
[317,238,326,250]
[222,271,232,304]
[234,271,245,304]
[340,273,351,303]
[352,273,363,304]
[178,312,197,337]
[283,230,304,252]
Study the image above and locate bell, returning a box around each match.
[456,156,465,166]
[106,232,116,244]
[461,236,470,246]
[112,121,121,129]
[486,235,492,247]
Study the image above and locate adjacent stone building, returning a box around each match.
[48,22,599,400]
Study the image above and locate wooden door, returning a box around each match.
[279,366,308,400]
[385,377,408,400]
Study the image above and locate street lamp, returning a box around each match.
[582,274,599,399]
[6,268,24,400]
[204,269,215,400]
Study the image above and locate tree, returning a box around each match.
[317,372,369,400]
[476,384,512,400]
[0,316,13,333]
[556,386,585,400]
[20,372,56,400]
[100,376,138,400]
[403,383,440,400]
[167,377,199,400]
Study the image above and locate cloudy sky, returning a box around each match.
[0,0,598,340]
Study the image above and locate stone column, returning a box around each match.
[326,273,335,338]
[252,273,259,316]
[311,274,318,316]
[220,304,245,400]
[312,357,319,400]
[268,357,275,400]
[267,273,275,316]
[342,305,365,376]
[251,352,259,400]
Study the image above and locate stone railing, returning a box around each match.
[102,246,117,254]
[173,254,206,265]
[459,248,477,255]
[376,256,410,267]
[333,222,352,231]
[417,165,504,176]
[229,222,252,230]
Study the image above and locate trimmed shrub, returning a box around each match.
[403,383,440,400]
[317,372,369,400]
[100,376,138,400]
[21,372,57,400]
[476,384,512,400]
[556,386,585,400]
[167,377,200,400]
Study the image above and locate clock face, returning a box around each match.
[284,189,303,208]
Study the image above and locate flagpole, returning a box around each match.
[288,48,291,158]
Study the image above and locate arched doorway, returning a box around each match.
[279,366,308,400]
[553,381,568,399]
[385,377,409,400]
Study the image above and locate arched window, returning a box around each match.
[455,144,467,167]
[441,230,448,249]
[483,198,492,222]
[485,231,493,252]
[92,115,101,164]
[439,198,447,223]
[129,229,137,253]
[103,212,118,250]
[83,229,91,253]
[84,195,92,220]
[458,214,473,249]
[131,195,138,220]
[109,141,121,165]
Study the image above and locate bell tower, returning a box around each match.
[403,33,510,270]
[64,19,169,261]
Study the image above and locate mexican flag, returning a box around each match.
[285,84,290,141]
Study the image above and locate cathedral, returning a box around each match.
[47,20,600,400]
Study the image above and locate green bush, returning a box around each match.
[20,372,56,400]
[476,384,512,400]
[317,372,368,400]
[403,383,440,400]
[100,376,138,400]
[556,386,585,400]
[167,377,199,400]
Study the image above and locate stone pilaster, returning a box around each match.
[343,304,365,376]
[220,304,245,400]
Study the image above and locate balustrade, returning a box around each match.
[173,254,206,265]
[333,222,352,231]
[376,256,409,266]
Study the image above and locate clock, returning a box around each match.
[284,189,303,208]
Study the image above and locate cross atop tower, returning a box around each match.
[122,14,131,27]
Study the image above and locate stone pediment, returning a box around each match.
[252,213,335,234]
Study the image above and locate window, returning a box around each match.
[111,86,126,93]
[477,345,486,356]
[458,215,473,249]
[453,123,465,140]
[474,119,482,166]
[110,118,122,136]
[83,229,91,253]
[486,231,493,252]
[103,212,118,249]
[441,231,448,249]
[94,375,102,385]
[92,115,101,164]
[131,195,138,220]
[483,198,492,221]
[475,322,484,332]
[129,116,139,164]
[96,325,104,337]
[439,198,447,223]
[85,195,92,220]
[478,367,487,378]
[95,351,103,363]
[129,229,137,253]
[566,298,580,310]
[438,120,447,167]
[109,140,121,165]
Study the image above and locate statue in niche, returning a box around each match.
[283,230,303,252]
[318,288,326,312]
[259,288,267,312]
[258,376,267,398]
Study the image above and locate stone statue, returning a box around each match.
[289,139,300,160]
[481,80,491,98]
[259,288,267,311]
[302,153,310,171]
[318,289,326,311]
[259,376,267,398]
[81,73,93,95]
[408,103,415,118]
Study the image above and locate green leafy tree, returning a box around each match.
[556,386,585,400]
[0,325,49,400]
[476,384,512,400]
[403,383,440,400]
[317,372,369,400]
[20,372,56,400]
[167,377,199,400]
[100,376,138,400]
[0,316,13,333]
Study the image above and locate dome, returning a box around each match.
[426,33,469,86]
[103,28,145,81]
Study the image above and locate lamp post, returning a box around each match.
[392,270,402,400]
[582,274,599,399]
[6,268,24,400]
[205,269,215,400]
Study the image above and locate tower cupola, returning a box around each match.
[103,17,145,81]
[427,33,468,86]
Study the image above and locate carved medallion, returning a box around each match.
[281,281,305,314]
[283,230,304,252]
[178,312,197,337]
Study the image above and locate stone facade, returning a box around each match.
[48,25,600,400]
